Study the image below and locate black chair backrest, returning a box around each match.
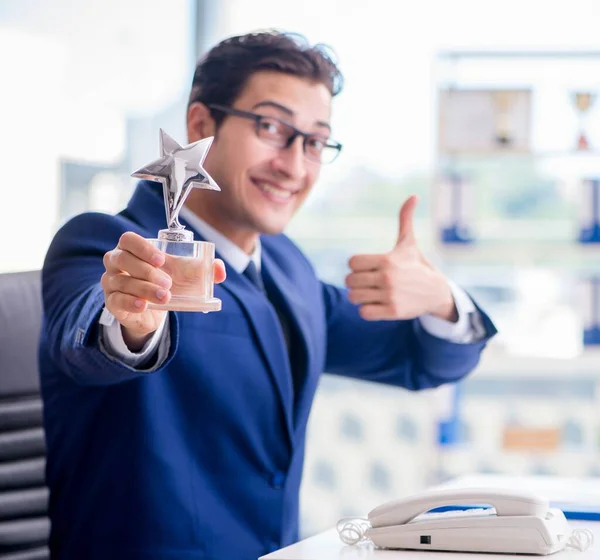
[0,271,49,560]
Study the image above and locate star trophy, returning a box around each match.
[132,130,222,312]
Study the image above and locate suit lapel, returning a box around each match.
[214,265,295,444]
[261,252,315,430]
[124,181,172,235]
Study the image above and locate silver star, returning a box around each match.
[132,129,220,230]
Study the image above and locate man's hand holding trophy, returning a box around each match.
[101,130,225,350]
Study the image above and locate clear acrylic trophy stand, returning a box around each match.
[148,229,221,313]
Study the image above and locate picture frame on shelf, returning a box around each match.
[438,88,532,155]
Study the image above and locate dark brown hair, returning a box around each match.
[188,30,343,125]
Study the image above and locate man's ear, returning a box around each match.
[187,102,216,142]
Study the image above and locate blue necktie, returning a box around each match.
[243,260,265,293]
[243,261,290,350]
[243,261,299,397]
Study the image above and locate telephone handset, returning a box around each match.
[369,487,549,528]
[337,487,594,555]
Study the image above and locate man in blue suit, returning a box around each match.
[39,31,496,560]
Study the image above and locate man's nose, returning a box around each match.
[272,136,308,180]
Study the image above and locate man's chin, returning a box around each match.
[257,220,289,237]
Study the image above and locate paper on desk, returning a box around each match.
[436,474,600,519]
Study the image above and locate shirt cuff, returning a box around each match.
[98,307,170,369]
[418,280,484,344]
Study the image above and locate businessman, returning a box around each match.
[39,31,496,560]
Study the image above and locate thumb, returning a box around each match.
[213,258,227,284]
[395,195,418,248]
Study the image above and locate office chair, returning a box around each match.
[0,271,49,560]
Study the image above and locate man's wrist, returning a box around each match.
[431,299,459,322]
[122,327,155,352]
[429,279,458,322]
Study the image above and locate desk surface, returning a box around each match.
[262,475,600,560]
[260,521,596,559]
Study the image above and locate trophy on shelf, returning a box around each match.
[571,91,597,151]
[577,178,600,243]
[491,90,517,147]
[132,129,222,312]
[436,172,475,244]
[579,276,600,346]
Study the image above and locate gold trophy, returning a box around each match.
[572,92,597,151]
[492,90,516,147]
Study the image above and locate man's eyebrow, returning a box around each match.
[251,100,331,131]
[252,100,293,115]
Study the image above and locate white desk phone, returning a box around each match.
[336,487,594,555]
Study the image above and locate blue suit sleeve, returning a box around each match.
[40,212,179,385]
[322,283,497,391]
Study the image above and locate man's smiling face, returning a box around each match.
[186,70,333,250]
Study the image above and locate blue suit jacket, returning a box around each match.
[39,181,496,560]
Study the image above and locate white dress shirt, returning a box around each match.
[99,206,486,369]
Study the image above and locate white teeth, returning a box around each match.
[256,182,292,199]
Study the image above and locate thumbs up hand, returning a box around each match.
[345,195,458,322]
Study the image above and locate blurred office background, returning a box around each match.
[2,0,600,539]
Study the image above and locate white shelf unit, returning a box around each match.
[430,51,600,478]
[472,346,600,380]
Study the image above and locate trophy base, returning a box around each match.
[148,296,222,313]
[147,238,220,314]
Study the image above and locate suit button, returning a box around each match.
[270,471,286,489]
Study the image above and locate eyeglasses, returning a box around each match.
[208,104,342,164]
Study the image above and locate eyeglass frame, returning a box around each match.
[207,103,343,164]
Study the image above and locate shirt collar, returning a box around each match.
[179,205,261,274]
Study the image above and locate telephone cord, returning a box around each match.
[336,517,370,545]
[566,528,594,551]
